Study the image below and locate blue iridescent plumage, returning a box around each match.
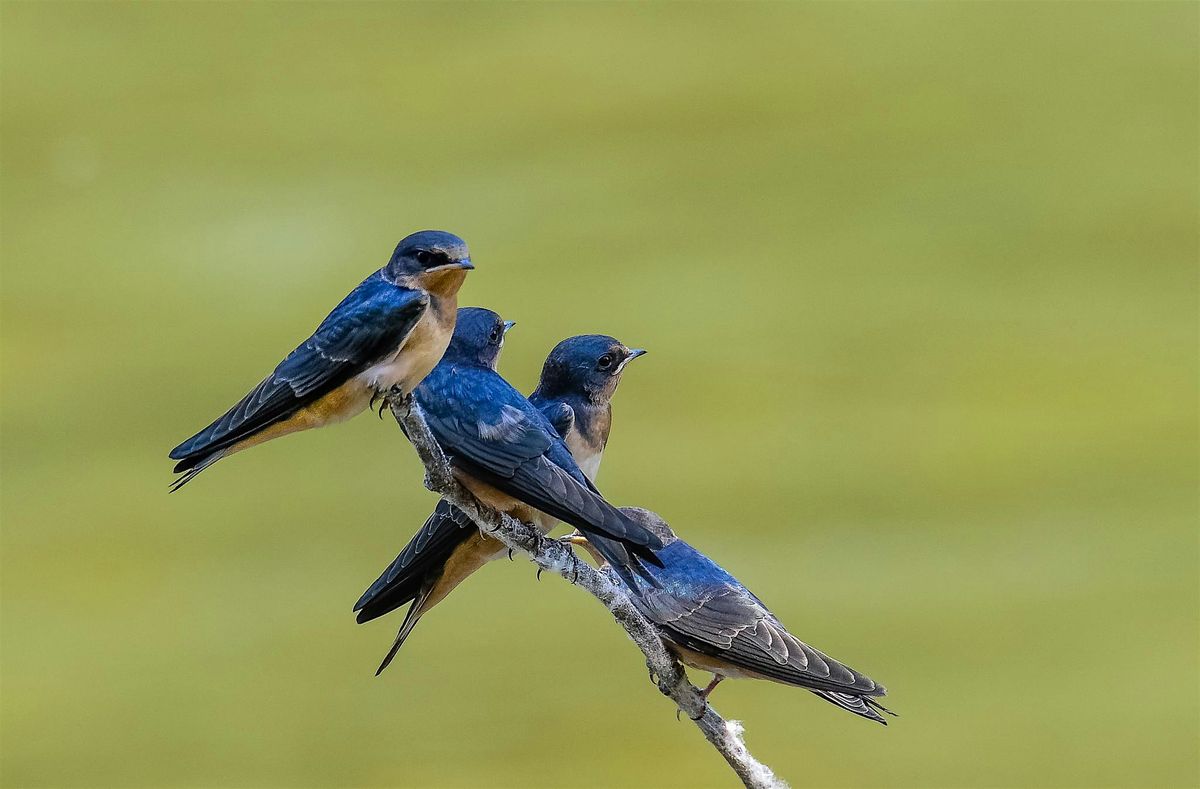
[411,315,661,563]
[169,230,473,490]
[355,323,650,673]
[586,508,893,724]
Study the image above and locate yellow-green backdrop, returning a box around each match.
[2,3,1196,787]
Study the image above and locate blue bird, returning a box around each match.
[568,508,893,724]
[356,320,650,673]
[168,231,473,490]
[528,335,646,483]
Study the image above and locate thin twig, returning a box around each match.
[390,400,788,789]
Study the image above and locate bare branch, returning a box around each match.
[390,400,788,789]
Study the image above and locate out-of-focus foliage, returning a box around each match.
[2,3,1196,787]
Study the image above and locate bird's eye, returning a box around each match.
[597,354,614,371]
[415,250,433,267]
[490,327,501,344]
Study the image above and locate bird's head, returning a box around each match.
[534,335,646,404]
[618,508,678,546]
[445,307,516,370]
[384,230,473,296]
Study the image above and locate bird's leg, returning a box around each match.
[381,384,412,418]
[700,675,724,701]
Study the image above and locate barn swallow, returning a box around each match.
[569,508,893,724]
[355,328,648,673]
[168,231,473,490]
[528,335,646,483]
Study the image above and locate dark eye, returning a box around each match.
[489,327,501,344]
[597,354,614,371]
[415,250,433,267]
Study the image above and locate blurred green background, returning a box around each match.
[2,3,1197,787]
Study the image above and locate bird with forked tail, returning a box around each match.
[568,508,894,724]
[168,231,473,491]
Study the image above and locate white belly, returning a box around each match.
[564,427,604,483]
[357,310,452,395]
[576,449,603,483]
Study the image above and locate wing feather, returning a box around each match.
[537,401,575,439]
[632,546,883,697]
[171,277,427,467]
[417,368,662,560]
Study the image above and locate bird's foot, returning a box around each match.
[557,532,588,548]
[376,384,412,419]
[700,675,724,701]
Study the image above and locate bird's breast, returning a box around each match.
[358,294,457,396]
[564,428,604,483]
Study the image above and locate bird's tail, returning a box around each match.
[374,582,433,675]
[168,450,225,492]
[355,500,475,624]
[810,690,896,725]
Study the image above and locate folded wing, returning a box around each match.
[171,277,427,470]
[417,373,663,566]
[631,542,887,721]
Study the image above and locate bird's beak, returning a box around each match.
[503,320,517,334]
[614,348,646,374]
[427,258,474,272]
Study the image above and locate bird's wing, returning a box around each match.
[419,368,556,475]
[537,401,575,439]
[426,402,555,477]
[354,499,475,623]
[634,547,883,697]
[171,277,427,467]
[498,459,662,554]
[418,371,663,561]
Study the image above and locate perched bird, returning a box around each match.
[355,323,650,673]
[168,231,473,490]
[528,335,646,483]
[569,508,893,724]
